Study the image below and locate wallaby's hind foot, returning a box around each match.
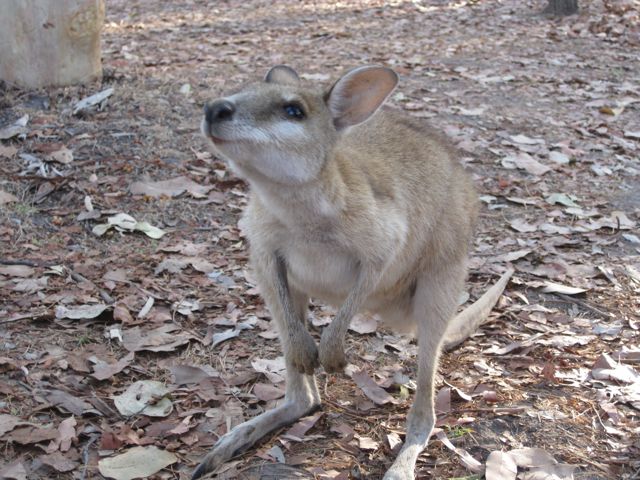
[192,398,319,479]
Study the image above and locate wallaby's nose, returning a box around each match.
[204,100,235,123]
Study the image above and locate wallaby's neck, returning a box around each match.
[244,155,346,228]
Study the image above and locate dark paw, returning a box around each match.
[289,331,319,375]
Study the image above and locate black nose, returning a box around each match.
[204,100,235,123]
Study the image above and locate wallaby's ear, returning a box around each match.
[326,66,398,130]
[265,65,300,85]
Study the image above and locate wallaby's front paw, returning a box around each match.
[319,328,347,373]
[288,330,319,375]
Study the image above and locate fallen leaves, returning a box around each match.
[113,380,173,417]
[97,445,177,480]
[92,351,135,380]
[592,353,639,384]
[73,87,114,115]
[45,390,98,416]
[0,190,19,205]
[540,281,588,295]
[129,176,212,198]
[351,370,397,405]
[55,303,109,320]
[251,356,286,384]
[0,414,29,437]
[4,425,58,445]
[502,153,551,176]
[122,324,195,352]
[485,447,576,480]
[1,1,638,479]
[92,213,166,239]
[0,114,29,140]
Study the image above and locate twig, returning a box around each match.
[79,434,99,480]
[69,269,115,305]
[0,311,52,325]
[324,398,379,423]
[0,259,43,267]
[554,293,612,318]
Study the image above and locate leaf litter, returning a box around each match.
[0,1,638,479]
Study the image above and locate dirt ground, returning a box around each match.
[1,1,639,479]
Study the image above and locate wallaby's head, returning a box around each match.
[202,65,398,185]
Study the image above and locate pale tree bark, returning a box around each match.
[0,0,105,89]
[544,0,579,16]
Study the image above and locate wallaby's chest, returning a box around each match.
[283,236,358,301]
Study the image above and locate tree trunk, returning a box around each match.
[544,0,579,16]
[0,0,105,89]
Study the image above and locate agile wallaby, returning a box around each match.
[194,65,513,479]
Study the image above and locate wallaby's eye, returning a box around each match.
[283,103,305,120]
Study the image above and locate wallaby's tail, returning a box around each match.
[443,268,514,351]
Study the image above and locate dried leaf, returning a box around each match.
[5,425,58,445]
[47,416,76,453]
[546,193,580,208]
[204,400,244,431]
[592,353,639,384]
[12,276,48,293]
[92,213,166,239]
[211,328,241,348]
[540,282,587,295]
[502,153,551,176]
[122,324,194,352]
[97,446,177,480]
[253,382,285,401]
[0,190,19,205]
[387,432,402,450]
[251,356,286,384]
[0,265,35,277]
[92,352,135,380]
[0,114,29,140]
[47,147,73,164]
[0,461,28,480]
[485,450,518,480]
[130,176,212,198]
[283,411,324,440]
[113,380,173,417]
[510,218,537,233]
[168,364,217,385]
[46,390,96,416]
[349,313,378,334]
[39,451,78,472]
[510,134,545,145]
[548,151,570,164]
[357,436,379,450]
[435,430,483,473]
[55,304,109,320]
[73,88,114,115]
[352,370,396,405]
[0,144,18,158]
[0,414,29,436]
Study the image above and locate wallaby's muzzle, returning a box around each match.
[204,99,235,124]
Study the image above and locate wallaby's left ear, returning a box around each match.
[326,66,398,131]
[265,65,300,85]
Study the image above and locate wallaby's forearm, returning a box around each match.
[319,264,382,372]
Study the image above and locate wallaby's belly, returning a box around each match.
[285,243,358,302]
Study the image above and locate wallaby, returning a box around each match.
[194,65,513,479]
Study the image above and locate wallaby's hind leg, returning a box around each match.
[192,282,320,479]
[383,267,464,480]
[192,362,320,479]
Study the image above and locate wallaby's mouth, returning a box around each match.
[201,118,229,145]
